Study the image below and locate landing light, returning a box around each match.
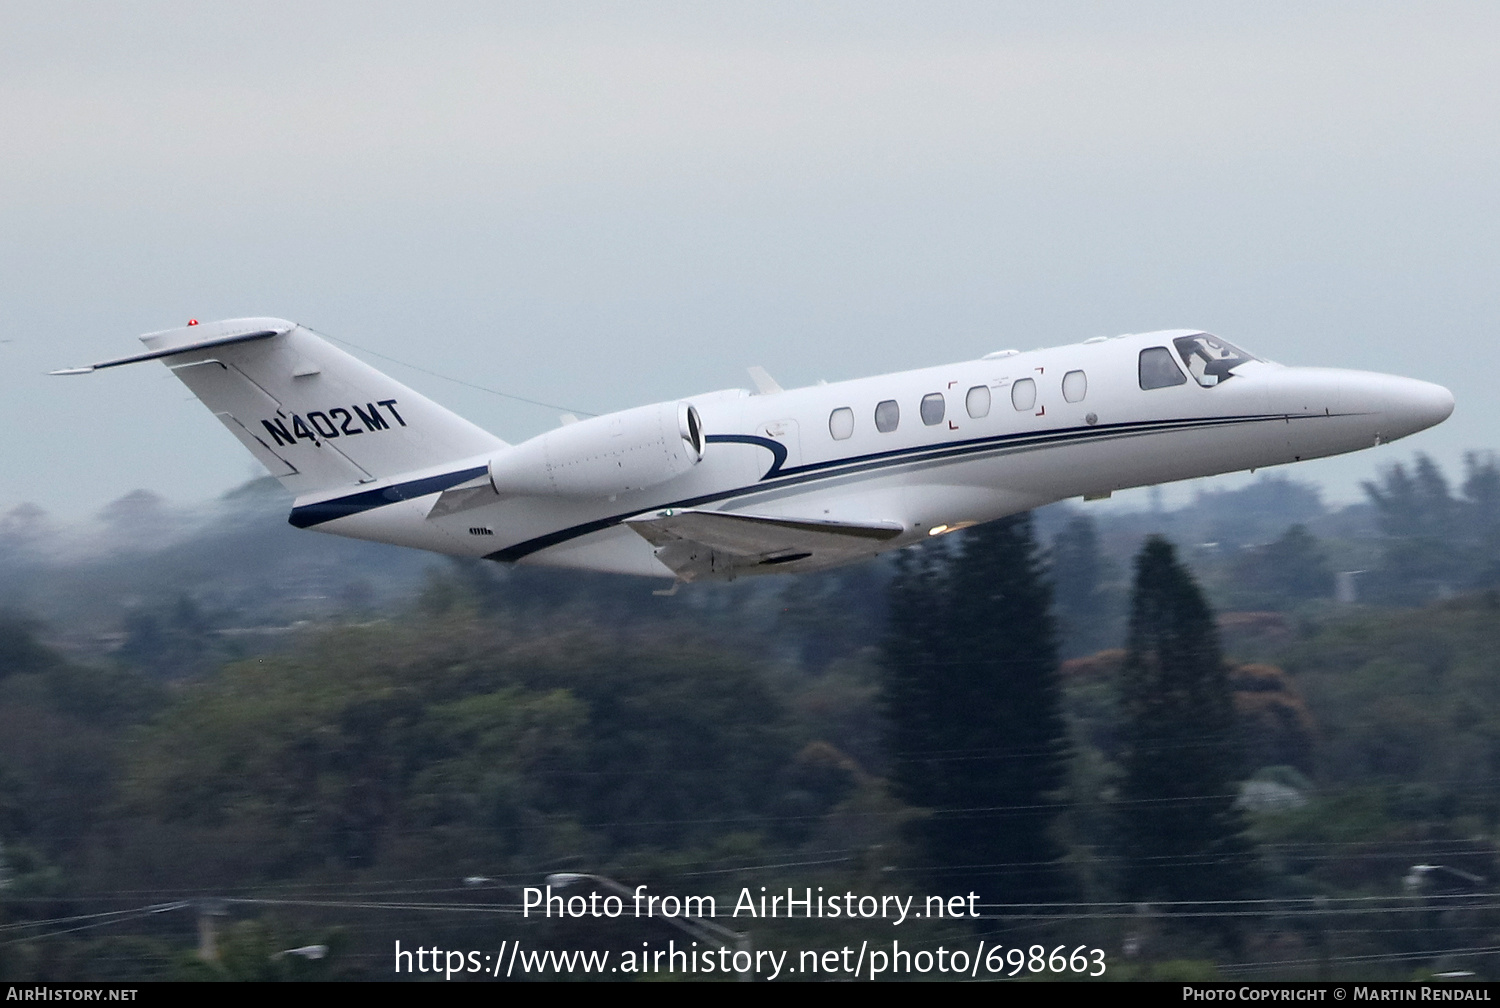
[928,525,949,536]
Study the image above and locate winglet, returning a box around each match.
[747,366,783,395]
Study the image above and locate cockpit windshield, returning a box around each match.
[1172,333,1258,388]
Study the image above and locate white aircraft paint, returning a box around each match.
[56,319,1453,583]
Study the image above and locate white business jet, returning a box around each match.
[55,319,1452,583]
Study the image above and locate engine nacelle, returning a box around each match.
[488,400,705,497]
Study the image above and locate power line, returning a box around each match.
[313,329,599,417]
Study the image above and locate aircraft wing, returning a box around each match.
[624,508,903,579]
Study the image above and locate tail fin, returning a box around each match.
[77,318,506,501]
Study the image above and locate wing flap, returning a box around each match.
[625,508,903,578]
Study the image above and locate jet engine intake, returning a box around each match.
[488,401,705,497]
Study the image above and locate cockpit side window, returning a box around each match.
[1172,333,1257,388]
[1139,347,1187,390]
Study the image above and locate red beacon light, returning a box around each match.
[187,319,198,326]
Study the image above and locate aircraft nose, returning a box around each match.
[1406,379,1455,430]
[1344,372,1454,442]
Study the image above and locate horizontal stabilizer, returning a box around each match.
[625,508,902,579]
[50,327,287,374]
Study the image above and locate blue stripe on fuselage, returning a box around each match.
[287,466,489,528]
[483,411,1303,561]
[285,412,1330,554]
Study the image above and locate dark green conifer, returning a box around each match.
[1117,536,1256,906]
[883,514,1070,906]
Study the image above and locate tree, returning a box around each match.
[1222,524,1334,611]
[1362,453,1460,602]
[120,617,802,881]
[0,613,56,681]
[1462,452,1500,588]
[1051,513,1114,657]
[1117,537,1256,908]
[882,515,1070,906]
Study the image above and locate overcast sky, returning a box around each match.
[3,1,1495,523]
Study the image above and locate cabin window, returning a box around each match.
[1011,377,1037,411]
[966,385,991,418]
[875,399,900,433]
[1062,370,1087,403]
[828,407,854,440]
[1139,347,1187,389]
[1173,333,1257,387]
[920,393,946,426]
